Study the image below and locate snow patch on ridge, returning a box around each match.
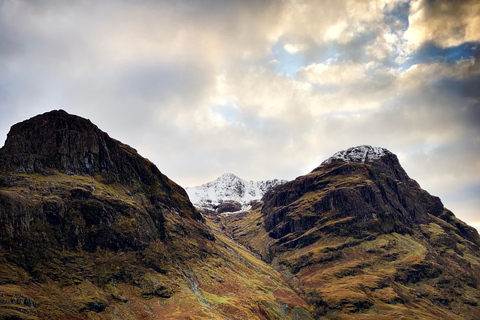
[323,145,390,164]
[185,173,287,214]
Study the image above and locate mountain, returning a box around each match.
[0,110,313,319]
[185,173,286,215]
[220,145,480,319]
[3,112,479,319]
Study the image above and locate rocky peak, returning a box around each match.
[225,147,480,320]
[261,145,450,240]
[218,172,241,181]
[0,109,182,194]
[1,109,121,176]
[316,145,409,185]
[186,173,287,215]
[3,109,102,156]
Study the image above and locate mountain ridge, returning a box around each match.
[186,172,287,215]
[1,111,479,319]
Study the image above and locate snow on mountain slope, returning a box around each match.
[322,145,390,164]
[185,173,287,215]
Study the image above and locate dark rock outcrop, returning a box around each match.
[0,110,198,218]
[216,200,242,214]
[261,146,476,244]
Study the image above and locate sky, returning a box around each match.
[0,0,479,230]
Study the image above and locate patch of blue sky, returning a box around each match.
[379,2,411,70]
[211,101,241,124]
[270,41,306,77]
[383,0,410,32]
[211,101,269,132]
[400,42,480,70]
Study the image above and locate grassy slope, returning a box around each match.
[222,208,480,319]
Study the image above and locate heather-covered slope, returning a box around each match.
[0,110,313,319]
[221,146,480,319]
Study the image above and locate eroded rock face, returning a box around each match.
[2,109,113,175]
[1,110,188,190]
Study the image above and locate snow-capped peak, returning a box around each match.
[185,174,287,215]
[323,145,390,164]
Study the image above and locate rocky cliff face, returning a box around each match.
[0,110,201,253]
[221,145,480,319]
[0,110,313,320]
[186,173,286,215]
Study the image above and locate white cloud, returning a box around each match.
[298,61,367,85]
[366,31,399,60]
[283,43,305,54]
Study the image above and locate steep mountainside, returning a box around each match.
[0,110,313,320]
[186,173,286,215]
[221,145,480,319]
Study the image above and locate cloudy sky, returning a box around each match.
[0,0,479,229]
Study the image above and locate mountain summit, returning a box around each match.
[0,110,201,252]
[322,145,390,164]
[186,173,286,214]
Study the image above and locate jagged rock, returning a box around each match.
[81,301,106,313]
[216,200,242,214]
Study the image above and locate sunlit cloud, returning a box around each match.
[405,0,480,51]
[298,61,368,85]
